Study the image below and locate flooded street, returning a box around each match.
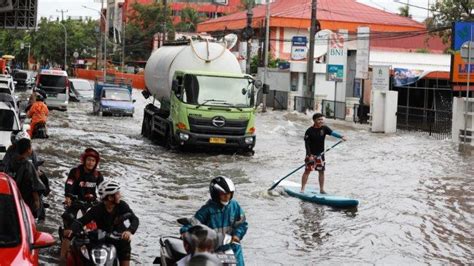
[33,89,473,264]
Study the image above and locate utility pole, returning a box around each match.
[163,0,167,45]
[245,1,254,74]
[122,20,126,72]
[56,9,68,21]
[262,0,270,112]
[306,0,317,96]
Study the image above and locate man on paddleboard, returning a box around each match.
[301,113,347,193]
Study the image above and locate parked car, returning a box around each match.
[69,78,93,102]
[0,93,20,115]
[36,69,69,111]
[0,101,21,163]
[0,75,15,95]
[13,71,35,90]
[0,172,55,264]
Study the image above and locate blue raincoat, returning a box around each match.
[180,199,248,266]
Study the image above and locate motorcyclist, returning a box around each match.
[27,89,49,138]
[64,148,104,205]
[177,223,220,266]
[3,131,49,220]
[180,176,248,266]
[64,180,140,266]
[60,148,104,261]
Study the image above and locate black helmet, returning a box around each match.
[209,176,235,203]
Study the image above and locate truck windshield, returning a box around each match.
[103,90,130,101]
[183,75,252,108]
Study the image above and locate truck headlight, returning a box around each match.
[245,137,254,144]
[179,133,189,141]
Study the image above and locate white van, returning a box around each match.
[37,69,69,111]
[0,101,21,164]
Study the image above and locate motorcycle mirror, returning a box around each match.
[177,217,191,226]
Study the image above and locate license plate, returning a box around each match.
[209,137,226,144]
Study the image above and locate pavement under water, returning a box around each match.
[30,89,473,264]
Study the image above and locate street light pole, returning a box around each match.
[83,5,107,81]
[263,0,270,112]
[57,22,67,70]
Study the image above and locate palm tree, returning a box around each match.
[176,7,204,32]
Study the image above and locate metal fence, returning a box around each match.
[322,100,346,120]
[294,96,314,112]
[266,90,288,110]
[397,106,452,140]
[353,104,370,124]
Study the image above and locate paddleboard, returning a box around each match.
[278,180,359,208]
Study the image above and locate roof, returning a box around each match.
[369,51,450,72]
[40,69,68,76]
[198,0,425,33]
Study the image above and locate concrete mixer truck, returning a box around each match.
[141,39,263,152]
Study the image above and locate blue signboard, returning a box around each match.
[291,36,307,46]
[452,21,474,84]
[327,64,344,81]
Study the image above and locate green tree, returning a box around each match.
[430,0,473,44]
[176,7,204,32]
[124,2,174,61]
[398,5,411,18]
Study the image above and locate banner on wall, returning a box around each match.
[393,68,425,87]
[451,21,474,84]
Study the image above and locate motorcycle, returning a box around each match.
[63,212,134,266]
[154,217,237,265]
[32,121,48,139]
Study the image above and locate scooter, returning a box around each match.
[32,121,48,139]
[153,217,237,265]
[64,212,134,266]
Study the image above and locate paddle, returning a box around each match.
[268,139,344,191]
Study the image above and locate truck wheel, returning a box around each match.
[165,129,177,150]
[141,113,149,137]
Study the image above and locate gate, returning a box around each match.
[294,96,314,112]
[321,100,346,120]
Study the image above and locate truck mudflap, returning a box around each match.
[174,130,256,150]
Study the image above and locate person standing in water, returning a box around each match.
[301,113,347,193]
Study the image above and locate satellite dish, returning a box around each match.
[314,29,333,58]
[223,34,238,50]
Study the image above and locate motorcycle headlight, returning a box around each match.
[80,245,90,260]
[91,248,108,265]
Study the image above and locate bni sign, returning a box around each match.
[326,32,347,82]
[291,36,308,60]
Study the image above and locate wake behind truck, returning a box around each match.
[141,38,264,152]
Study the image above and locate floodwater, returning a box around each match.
[30,89,473,264]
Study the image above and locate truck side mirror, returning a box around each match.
[262,84,270,94]
[142,89,151,99]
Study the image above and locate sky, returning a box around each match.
[38,0,433,22]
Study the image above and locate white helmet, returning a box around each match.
[15,131,30,142]
[98,180,121,200]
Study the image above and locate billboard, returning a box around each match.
[326,31,347,82]
[451,21,474,84]
[371,65,390,91]
[0,0,37,29]
[290,36,307,60]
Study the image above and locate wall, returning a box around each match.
[76,69,145,89]
[257,67,291,92]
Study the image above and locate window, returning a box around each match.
[0,194,21,247]
[103,89,130,101]
[0,109,18,131]
[39,75,67,93]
